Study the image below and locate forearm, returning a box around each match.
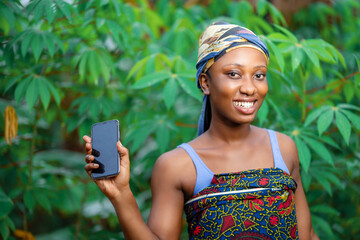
[310,227,319,240]
[110,186,159,240]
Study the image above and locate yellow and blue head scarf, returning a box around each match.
[196,21,270,135]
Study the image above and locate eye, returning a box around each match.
[227,72,240,78]
[254,73,266,80]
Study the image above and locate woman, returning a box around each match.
[83,22,319,240]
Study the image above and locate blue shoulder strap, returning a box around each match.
[266,129,290,174]
[177,143,214,195]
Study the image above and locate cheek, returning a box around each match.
[257,81,268,97]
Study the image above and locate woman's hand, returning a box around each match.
[83,135,131,201]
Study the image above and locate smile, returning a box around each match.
[233,101,255,109]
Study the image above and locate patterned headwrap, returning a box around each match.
[196,21,270,135]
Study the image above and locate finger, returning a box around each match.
[83,135,92,143]
[84,162,99,172]
[85,142,92,154]
[85,154,94,163]
[117,141,130,168]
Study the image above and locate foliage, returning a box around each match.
[0,0,359,239]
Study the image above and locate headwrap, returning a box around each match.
[196,21,270,135]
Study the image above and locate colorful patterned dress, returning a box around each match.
[184,168,298,240]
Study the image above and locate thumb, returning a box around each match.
[117,141,130,168]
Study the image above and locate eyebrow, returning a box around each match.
[223,64,267,69]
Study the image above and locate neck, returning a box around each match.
[206,119,253,144]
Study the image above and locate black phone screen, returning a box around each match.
[91,120,120,179]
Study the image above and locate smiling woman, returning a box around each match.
[83,21,320,240]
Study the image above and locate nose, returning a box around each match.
[239,76,256,96]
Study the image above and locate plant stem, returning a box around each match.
[75,182,88,239]
[24,110,39,231]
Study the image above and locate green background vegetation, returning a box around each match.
[1,0,359,239]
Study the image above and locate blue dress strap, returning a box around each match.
[266,129,290,174]
[177,143,214,195]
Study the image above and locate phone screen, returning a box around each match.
[91,120,120,179]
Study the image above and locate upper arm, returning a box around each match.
[277,132,316,240]
[147,150,186,240]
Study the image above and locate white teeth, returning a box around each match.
[233,101,254,108]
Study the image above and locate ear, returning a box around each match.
[199,73,210,95]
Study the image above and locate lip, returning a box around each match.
[233,99,257,115]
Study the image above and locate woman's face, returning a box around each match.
[200,47,268,126]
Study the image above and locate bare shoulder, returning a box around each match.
[275,131,299,175]
[153,147,191,175]
[152,146,195,194]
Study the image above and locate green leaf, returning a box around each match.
[0,3,15,29]
[0,15,10,35]
[337,103,360,111]
[302,136,333,166]
[24,190,35,213]
[163,77,178,109]
[343,83,355,103]
[267,33,290,43]
[335,110,351,145]
[46,0,57,24]
[44,80,61,105]
[273,24,298,43]
[339,109,360,130]
[267,97,284,126]
[21,31,33,58]
[26,78,39,109]
[303,45,320,69]
[312,215,335,237]
[89,100,100,119]
[291,46,304,72]
[97,51,111,83]
[323,171,343,189]
[33,0,45,22]
[313,172,332,195]
[78,51,88,81]
[317,109,334,135]
[256,0,267,16]
[294,137,311,172]
[4,74,25,93]
[301,170,311,191]
[257,98,269,126]
[31,33,43,62]
[126,55,151,81]
[88,51,99,83]
[320,135,340,150]
[266,40,284,72]
[35,191,52,213]
[112,0,122,16]
[156,123,169,153]
[131,123,157,152]
[15,76,32,103]
[43,33,55,57]
[304,105,331,127]
[0,220,9,240]
[176,76,202,102]
[0,189,13,219]
[38,78,51,110]
[55,0,72,22]
[311,204,340,216]
[131,71,171,89]
[50,34,64,53]
[4,216,15,231]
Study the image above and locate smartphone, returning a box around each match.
[91,119,120,179]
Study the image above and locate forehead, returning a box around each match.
[212,47,268,69]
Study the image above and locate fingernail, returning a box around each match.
[93,163,99,167]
